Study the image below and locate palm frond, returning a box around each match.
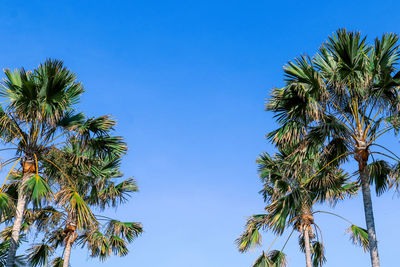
[105,220,143,243]
[346,225,369,252]
[368,160,391,196]
[236,215,266,252]
[55,188,96,229]
[97,178,138,209]
[0,192,15,220]
[25,174,52,208]
[252,251,287,267]
[26,243,53,267]
[311,241,326,267]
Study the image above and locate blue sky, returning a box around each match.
[1,0,400,266]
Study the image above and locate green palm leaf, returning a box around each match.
[98,178,138,208]
[236,215,265,252]
[346,225,369,252]
[109,235,129,256]
[86,231,111,261]
[311,241,326,267]
[0,192,15,220]
[368,160,391,196]
[252,251,287,267]
[51,257,64,267]
[105,220,143,242]
[268,250,288,267]
[56,188,96,229]
[25,174,52,208]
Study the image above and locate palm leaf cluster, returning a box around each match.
[0,59,142,266]
[238,29,400,267]
[237,147,366,267]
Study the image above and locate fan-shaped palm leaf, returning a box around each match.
[26,243,53,267]
[347,225,369,252]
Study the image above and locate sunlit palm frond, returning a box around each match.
[25,174,52,208]
[55,188,96,229]
[109,235,129,256]
[76,115,116,138]
[105,220,143,243]
[236,215,266,253]
[346,225,369,252]
[85,230,111,261]
[252,250,288,267]
[97,178,138,209]
[268,250,288,267]
[0,192,15,221]
[33,59,84,124]
[252,252,270,267]
[266,188,303,235]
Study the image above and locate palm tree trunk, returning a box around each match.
[6,171,31,267]
[63,237,73,267]
[360,163,380,267]
[303,228,312,267]
[63,215,77,267]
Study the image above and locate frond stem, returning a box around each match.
[0,157,22,192]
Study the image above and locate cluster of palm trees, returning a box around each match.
[0,59,142,266]
[237,29,400,267]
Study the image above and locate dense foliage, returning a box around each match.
[238,29,400,267]
[0,59,142,267]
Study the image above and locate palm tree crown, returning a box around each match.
[266,29,400,267]
[0,59,128,266]
[237,146,365,267]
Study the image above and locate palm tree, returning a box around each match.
[237,149,368,267]
[25,139,142,266]
[0,59,120,266]
[266,29,400,267]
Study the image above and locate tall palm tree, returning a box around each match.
[266,29,400,267]
[0,59,119,266]
[237,149,366,267]
[25,139,142,267]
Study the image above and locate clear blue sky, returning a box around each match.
[1,1,400,266]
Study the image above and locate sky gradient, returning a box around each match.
[1,1,400,266]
